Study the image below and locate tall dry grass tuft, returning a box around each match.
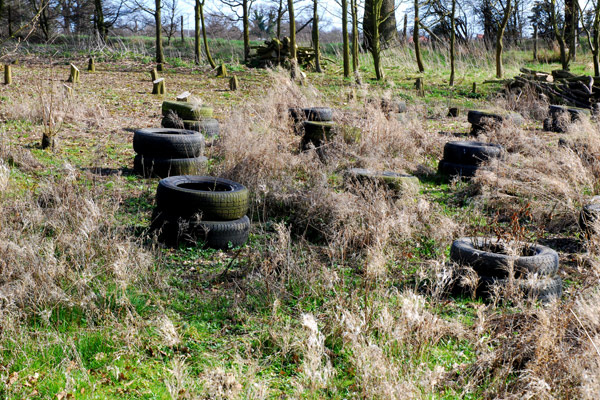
[0,162,155,321]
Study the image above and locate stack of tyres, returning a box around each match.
[161,101,220,138]
[543,105,591,133]
[450,237,563,303]
[133,128,207,178]
[289,107,336,148]
[438,141,504,178]
[467,110,524,135]
[151,176,250,249]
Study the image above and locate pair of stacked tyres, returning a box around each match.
[438,141,504,178]
[450,237,563,303]
[579,196,600,237]
[151,176,250,249]
[289,107,336,147]
[133,128,207,178]
[161,101,220,138]
[345,168,419,192]
[543,105,590,133]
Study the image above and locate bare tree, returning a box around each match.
[579,0,600,76]
[312,0,321,72]
[162,0,178,45]
[549,0,570,70]
[414,0,425,72]
[220,0,254,61]
[342,0,350,77]
[195,0,216,67]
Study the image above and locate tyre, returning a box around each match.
[134,155,208,178]
[478,275,563,303]
[438,160,480,178]
[151,211,250,249]
[380,99,407,114]
[289,107,333,123]
[303,121,336,143]
[450,237,559,278]
[156,175,249,220]
[579,198,600,234]
[162,117,220,137]
[549,105,590,121]
[161,101,213,120]
[442,141,504,165]
[346,168,419,191]
[467,110,503,126]
[133,128,204,158]
[543,118,554,132]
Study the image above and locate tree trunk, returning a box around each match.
[449,0,456,86]
[94,0,107,40]
[551,0,569,70]
[565,0,577,61]
[371,0,383,80]
[363,0,396,50]
[194,2,201,64]
[243,0,250,62]
[533,24,538,61]
[351,0,359,72]
[312,0,322,73]
[8,5,12,37]
[276,0,283,39]
[403,14,407,42]
[155,0,165,71]
[495,0,511,78]
[342,0,350,77]
[200,2,216,68]
[594,9,600,76]
[414,0,424,72]
[180,15,184,43]
[288,0,296,60]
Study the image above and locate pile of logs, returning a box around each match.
[247,37,316,69]
[506,68,600,110]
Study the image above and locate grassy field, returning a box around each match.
[0,41,599,399]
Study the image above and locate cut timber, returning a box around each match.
[4,64,11,85]
[229,76,238,91]
[151,68,159,81]
[152,78,166,95]
[176,91,191,101]
[67,64,80,83]
[415,78,424,97]
[63,84,73,97]
[217,64,228,77]
[87,58,95,73]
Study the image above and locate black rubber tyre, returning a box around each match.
[151,211,250,249]
[134,155,207,178]
[161,101,213,120]
[156,176,249,220]
[303,121,336,143]
[346,168,419,191]
[450,237,559,278]
[467,110,503,126]
[579,199,600,235]
[162,117,220,137]
[442,141,504,165]
[543,118,555,132]
[380,99,407,114]
[133,128,204,158]
[438,160,480,178]
[478,275,563,303]
[549,105,590,121]
[289,107,333,123]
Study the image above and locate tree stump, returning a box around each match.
[151,68,159,81]
[88,57,95,73]
[176,91,191,101]
[472,82,477,94]
[67,64,80,83]
[4,65,12,85]
[229,76,238,91]
[448,107,459,117]
[217,64,227,77]
[415,78,424,96]
[41,133,55,150]
[152,78,166,95]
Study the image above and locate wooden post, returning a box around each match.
[415,77,424,96]
[4,65,12,85]
[63,84,73,97]
[88,57,95,72]
[67,64,80,83]
[152,78,166,95]
[176,91,191,101]
[216,64,227,77]
[472,82,477,94]
[229,76,239,91]
[151,68,159,81]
